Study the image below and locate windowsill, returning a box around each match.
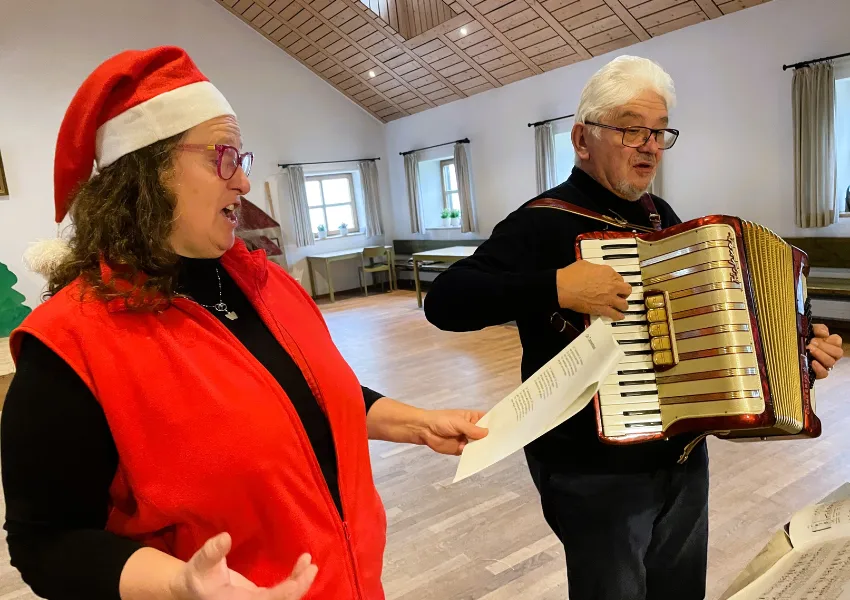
[841,213,850,219]
[426,226,462,230]
[315,232,366,241]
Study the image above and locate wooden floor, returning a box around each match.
[0,289,848,599]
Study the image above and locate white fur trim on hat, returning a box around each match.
[95,81,235,169]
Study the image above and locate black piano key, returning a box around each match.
[624,350,653,356]
[617,338,650,344]
[618,271,642,277]
[621,390,657,397]
[618,368,655,375]
[625,421,662,428]
[601,243,638,250]
[623,410,662,417]
[628,300,644,305]
[603,254,640,260]
[619,380,656,386]
[624,310,645,315]
[612,320,649,327]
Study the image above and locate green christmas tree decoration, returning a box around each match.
[0,262,32,338]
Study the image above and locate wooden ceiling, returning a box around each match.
[216,0,771,122]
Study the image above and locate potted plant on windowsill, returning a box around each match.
[440,209,450,227]
[339,223,349,236]
[317,224,327,240]
[450,209,460,227]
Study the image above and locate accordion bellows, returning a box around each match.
[576,216,819,449]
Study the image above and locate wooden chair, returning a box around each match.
[359,247,392,296]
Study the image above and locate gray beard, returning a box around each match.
[613,174,654,201]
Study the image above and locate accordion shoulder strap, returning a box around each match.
[526,197,655,233]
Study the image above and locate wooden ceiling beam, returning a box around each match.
[337,0,471,99]
[451,0,544,74]
[522,0,592,60]
[602,0,650,41]
[220,1,404,120]
[438,33,502,88]
[254,0,435,110]
[694,0,723,18]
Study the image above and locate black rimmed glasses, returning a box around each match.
[584,122,680,150]
[177,144,254,180]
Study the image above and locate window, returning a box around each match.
[835,69,850,218]
[306,173,360,236]
[440,159,460,212]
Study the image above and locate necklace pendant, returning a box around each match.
[225,311,239,321]
[213,302,228,313]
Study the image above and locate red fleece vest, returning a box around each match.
[11,241,386,599]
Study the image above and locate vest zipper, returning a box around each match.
[174,297,365,599]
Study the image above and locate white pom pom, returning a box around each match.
[23,238,72,278]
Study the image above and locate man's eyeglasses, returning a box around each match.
[177,144,254,180]
[584,122,680,150]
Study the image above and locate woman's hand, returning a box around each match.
[414,410,488,456]
[808,324,844,379]
[170,533,317,600]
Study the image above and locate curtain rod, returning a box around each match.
[783,51,850,71]
[278,157,380,168]
[527,113,575,128]
[399,138,469,156]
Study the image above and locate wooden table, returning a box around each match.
[1,338,14,410]
[306,246,395,303]
[411,246,477,308]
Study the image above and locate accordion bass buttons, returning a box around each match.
[645,290,679,370]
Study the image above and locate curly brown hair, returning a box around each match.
[47,134,185,308]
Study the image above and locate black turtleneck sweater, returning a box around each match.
[1,257,383,600]
[425,167,695,473]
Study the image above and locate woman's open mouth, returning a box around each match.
[221,203,239,225]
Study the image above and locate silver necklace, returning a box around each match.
[195,266,238,321]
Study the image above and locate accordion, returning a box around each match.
[569,213,819,455]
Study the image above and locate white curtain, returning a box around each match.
[287,165,314,248]
[359,160,383,237]
[794,62,837,228]
[534,123,557,194]
[454,142,477,233]
[404,152,424,234]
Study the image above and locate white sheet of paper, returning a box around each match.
[453,318,624,483]
[728,539,850,600]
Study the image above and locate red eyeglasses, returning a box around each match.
[177,144,254,180]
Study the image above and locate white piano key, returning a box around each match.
[600,394,661,407]
[584,257,641,269]
[600,401,661,415]
[603,423,664,436]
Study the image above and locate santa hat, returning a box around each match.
[25,46,235,276]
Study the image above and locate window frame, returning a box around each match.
[305,172,360,237]
[439,159,460,213]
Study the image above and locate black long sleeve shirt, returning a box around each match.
[1,257,383,599]
[425,167,698,473]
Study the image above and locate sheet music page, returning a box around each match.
[788,499,850,549]
[728,539,850,600]
[453,318,623,483]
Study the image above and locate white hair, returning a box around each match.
[575,55,676,128]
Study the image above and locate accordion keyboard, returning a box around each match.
[580,239,663,437]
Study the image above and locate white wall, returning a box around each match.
[0,0,390,307]
[384,0,850,243]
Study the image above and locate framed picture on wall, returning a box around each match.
[0,151,8,196]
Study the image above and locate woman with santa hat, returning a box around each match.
[0,46,487,600]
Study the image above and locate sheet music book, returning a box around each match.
[453,318,623,483]
[728,497,850,599]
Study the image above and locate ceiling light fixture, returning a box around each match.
[369,70,376,78]
[459,27,468,35]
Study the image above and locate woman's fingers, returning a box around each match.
[266,556,318,600]
[187,533,231,575]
